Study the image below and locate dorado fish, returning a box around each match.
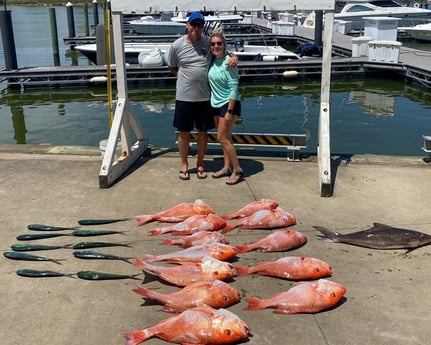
[27,223,79,231]
[134,255,235,286]
[235,230,307,253]
[235,256,332,280]
[245,279,346,314]
[121,306,250,345]
[149,214,226,236]
[142,243,238,263]
[16,229,126,241]
[78,218,132,226]
[162,231,229,248]
[72,250,133,263]
[72,241,132,249]
[136,199,215,226]
[11,243,73,251]
[76,270,142,280]
[3,251,64,265]
[223,207,297,234]
[221,199,279,220]
[16,269,75,278]
[313,223,431,252]
[133,279,241,313]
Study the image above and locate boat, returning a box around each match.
[75,40,301,65]
[304,0,431,30]
[171,13,245,34]
[234,43,301,61]
[129,15,186,35]
[74,42,171,65]
[402,22,431,41]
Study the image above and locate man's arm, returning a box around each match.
[168,66,179,76]
[226,51,238,67]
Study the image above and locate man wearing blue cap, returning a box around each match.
[166,12,237,180]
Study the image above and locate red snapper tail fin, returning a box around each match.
[121,330,150,345]
[244,297,264,310]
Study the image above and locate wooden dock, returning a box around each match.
[1,27,430,89]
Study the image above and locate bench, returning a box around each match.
[176,130,307,161]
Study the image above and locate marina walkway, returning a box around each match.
[0,144,430,345]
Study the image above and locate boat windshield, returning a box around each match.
[336,0,402,13]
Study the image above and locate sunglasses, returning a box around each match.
[190,22,204,28]
[210,41,223,47]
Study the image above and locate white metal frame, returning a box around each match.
[107,0,334,196]
[98,11,149,188]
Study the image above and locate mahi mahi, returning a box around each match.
[313,223,431,252]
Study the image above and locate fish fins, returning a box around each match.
[372,222,393,229]
[244,297,263,310]
[121,330,149,345]
[313,226,340,241]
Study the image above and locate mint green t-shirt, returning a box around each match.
[208,55,241,108]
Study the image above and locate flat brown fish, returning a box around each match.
[313,223,431,252]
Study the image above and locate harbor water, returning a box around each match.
[1,6,431,156]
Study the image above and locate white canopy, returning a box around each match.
[110,0,335,12]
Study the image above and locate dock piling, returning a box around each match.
[66,2,76,39]
[92,0,99,26]
[49,8,60,66]
[0,9,18,70]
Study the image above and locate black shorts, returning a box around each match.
[173,100,215,132]
[211,101,242,117]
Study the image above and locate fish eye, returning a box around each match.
[224,329,232,336]
[223,295,229,301]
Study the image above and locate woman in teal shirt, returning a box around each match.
[208,29,244,185]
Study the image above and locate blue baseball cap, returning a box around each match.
[188,12,205,23]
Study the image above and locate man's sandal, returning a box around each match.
[197,166,207,179]
[179,170,190,180]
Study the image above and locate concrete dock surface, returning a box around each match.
[0,145,430,345]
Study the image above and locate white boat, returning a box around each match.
[235,44,301,61]
[336,0,431,29]
[129,16,186,35]
[304,0,431,30]
[403,22,431,41]
[74,42,171,65]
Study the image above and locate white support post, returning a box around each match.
[318,10,334,197]
[98,10,149,188]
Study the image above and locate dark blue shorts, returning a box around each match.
[211,101,242,117]
[173,100,214,132]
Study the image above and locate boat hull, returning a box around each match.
[130,21,186,35]
[404,23,431,41]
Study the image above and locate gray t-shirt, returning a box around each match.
[165,35,210,102]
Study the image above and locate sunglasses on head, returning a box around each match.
[210,41,223,47]
[190,21,204,28]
